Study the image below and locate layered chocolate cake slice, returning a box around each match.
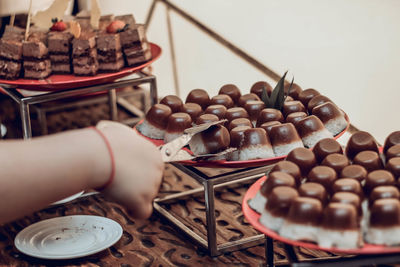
[72,32,98,76]
[48,31,73,73]
[0,26,24,79]
[22,30,51,79]
[96,32,124,72]
[119,24,152,66]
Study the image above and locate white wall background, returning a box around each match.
[8,0,400,143]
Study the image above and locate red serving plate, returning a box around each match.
[0,43,161,91]
[242,176,400,255]
[134,114,349,168]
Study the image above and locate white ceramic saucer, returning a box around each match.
[14,215,123,259]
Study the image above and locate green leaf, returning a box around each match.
[284,76,294,101]
[260,71,293,111]
[261,85,272,107]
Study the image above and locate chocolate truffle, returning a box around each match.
[365,170,396,196]
[244,100,265,123]
[298,88,320,107]
[271,161,302,186]
[250,81,273,98]
[228,118,253,131]
[340,165,368,183]
[261,171,297,197]
[238,93,261,107]
[195,114,219,125]
[284,83,303,100]
[308,166,338,192]
[204,104,227,120]
[269,123,304,157]
[260,186,298,232]
[285,96,294,102]
[180,103,203,121]
[386,157,400,180]
[260,121,281,134]
[210,94,234,108]
[369,186,400,206]
[312,138,343,163]
[282,101,306,118]
[387,145,400,161]
[353,151,383,172]
[345,131,379,160]
[366,198,400,246]
[218,84,241,103]
[298,182,328,205]
[137,104,172,139]
[225,107,249,122]
[256,108,284,126]
[160,95,183,113]
[185,89,210,109]
[312,102,348,136]
[229,125,252,161]
[321,153,350,175]
[286,147,317,176]
[285,112,308,125]
[188,125,230,155]
[164,112,192,143]
[384,131,400,154]
[332,178,364,199]
[330,192,362,217]
[307,95,332,113]
[295,115,333,148]
[239,128,274,160]
[280,197,322,242]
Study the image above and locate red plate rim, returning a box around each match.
[242,176,400,255]
[0,42,161,91]
[133,113,350,168]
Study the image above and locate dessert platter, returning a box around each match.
[243,131,400,254]
[0,12,161,91]
[135,78,350,168]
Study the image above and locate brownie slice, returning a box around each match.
[72,32,98,76]
[0,39,23,61]
[2,25,25,41]
[22,41,48,59]
[23,59,51,79]
[22,32,52,79]
[0,29,24,79]
[119,24,146,48]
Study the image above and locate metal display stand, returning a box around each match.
[0,71,157,139]
[154,163,275,257]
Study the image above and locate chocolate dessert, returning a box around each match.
[48,31,74,73]
[244,100,265,123]
[311,102,347,136]
[308,166,338,192]
[164,112,192,143]
[210,94,234,108]
[321,153,350,175]
[238,93,261,107]
[225,107,249,122]
[185,89,210,109]
[204,105,227,120]
[332,179,364,199]
[353,151,383,172]
[307,95,332,113]
[160,95,183,113]
[72,32,98,75]
[0,29,23,79]
[282,101,306,118]
[256,108,284,126]
[259,121,281,134]
[229,125,252,161]
[312,138,343,163]
[22,31,51,79]
[284,82,302,99]
[340,165,368,183]
[250,81,273,98]
[195,114,219,125]
[345,131,379,159]
[96,32,124,72]
[188,125,230,155]
[286,147,317,176]
[119,24,151,66]
[269,123,303,157]
[238,128,274,160]
[218,84,241,104]
[298,88,320,107]
[384,131,400,154]
[271,161,302,186]
[137,103,172,139]
[227,118,252,131]
[386,157,400,180]
[285,111,308,125]
[387,145,400,161]
[295,115,333,148]
[298,182,328,205]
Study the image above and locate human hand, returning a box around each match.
[94,120,164,219]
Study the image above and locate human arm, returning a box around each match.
[0,121,164,224]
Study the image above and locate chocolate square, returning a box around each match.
[72,33,97,57]
[0,59,21,79]
[119,24,146,48]
[48,32,73,54]
[96,33,121,52]
[0,39,23,61]
[73,49,97,66]
[23,41,48,59]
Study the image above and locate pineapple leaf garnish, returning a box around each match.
[261,71,292,111]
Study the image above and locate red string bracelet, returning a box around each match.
[89,126,115,191]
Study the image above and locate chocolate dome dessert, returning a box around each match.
[238,128,274,160]
[311,102,347,136]
[285,112,308,125]
[321,153,350,175]
[228,125,252,161]
[228,118,253,131]
[259,121,281,134]
[137,103,172,139]
[345,131,379,160]
[271,161,302,186]
[295,115,333,148]
[312,138,343,163]
[218,84,242,104]
[188,125,230,155]
[185,89,210,109]
[195,114,219,125]
[164,112,192,143]
[308,166,338,192]
[340,165,368,183]
[210,94,234,108]
[180,103,202,121]
[204,104,227,120]
[384,131,400,154]
[238,93,261,107]
[353,151,383,172]
[160,95,183,113]
[284,83,303,100]
[244,100,266,123]
[269,123,304,157]
[298,182,328,206]
[256,108,284,126]
[282,101,306,118]
[298,88,320,107]
[307,95,332,113]
[225,107,249,122]
[250,81,273,98]
[387,145,400,161]
[286,147,317,176]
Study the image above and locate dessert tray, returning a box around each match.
[0,43,161,91]
[242,176,400,255]
[133,115,349,168]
